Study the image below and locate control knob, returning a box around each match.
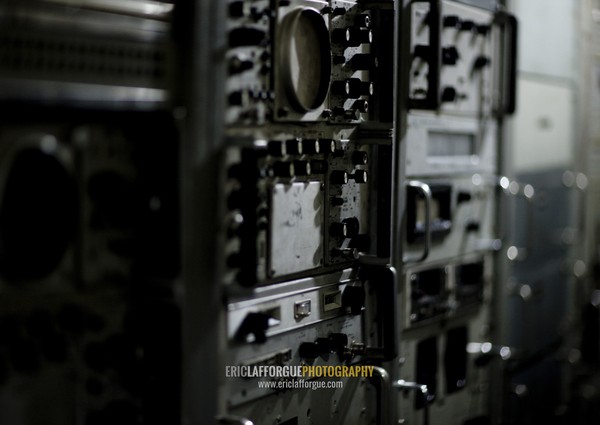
[267,140,286,157]
[352,99,368,113]
[318,139,336,154]
[302,139,320,155]
[299,342,319,359]
[332,78,373,99]
[442,46,459,65]
[443,15,461,28]
[355,14,371,28]
[330,222,348,237]
[351,170,368,184]
[441,86,458,103]
[272,161,294,178]
[352,151,368,165]
[293,160,311,176]
[330,170,349,185]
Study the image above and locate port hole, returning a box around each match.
[322,290,342,312]
[262,306,281,326]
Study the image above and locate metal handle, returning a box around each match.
[368,366,391,425]
[358,262,398,361]
[393,379,430,425]
[404,180,432,264]
[499,176,535,261]
[494,11,518,115]
[216,416,254,425]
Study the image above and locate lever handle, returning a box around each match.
[358,260,398,361]
[393,380,430,425]
[368,366,391,425]
[404,180,433,264]
[493,11,518,115]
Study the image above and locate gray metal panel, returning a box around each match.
[452,0,500,11]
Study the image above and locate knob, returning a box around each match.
[330,170,349,184]
[442,46,459,65]
[267,140,286,157]
[318,139,336,154]
[347,78,372,98]
[228,91,247,106]
[465,221,480,232]
[352,99,368,113]
[443,15,461,28]
[227,213,244,238]
[332,28,352,45]
[457,191,472,203]
[351,28,372,45]
[250,6,266,21]
[272,161,294,177]
[351,170,368,184]
[229,57,254,74]
[329,333,349,351]
[474,56,490,69]
[293,160,311,176]
[228,27,266,47]
[352,151,368,165]
[333,79,369,98]
[441,86,457,102]
[413,44,431,60]
[477,24,490,35]
[460,20,475,32]
[331,80,350,97]
[310,160,327,174]
[355,14,371,28]
[350,54,376,71]
[342,285,366,315]
[330,222,348,237]
[286,139,303,155]
[299,342,319,359]
[332,7,346,16]
[342,217,360,237]
[315,338,332,354]
[302,139,320,154]
[331,197,344,206]
[229,1,248,18]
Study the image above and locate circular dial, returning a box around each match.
[280,7,332,112]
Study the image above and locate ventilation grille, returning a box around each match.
[0,31,170,88]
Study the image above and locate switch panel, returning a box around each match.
[409,0,496,117]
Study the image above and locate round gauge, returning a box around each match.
[280,7,331,112]
[0,136,77,281]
